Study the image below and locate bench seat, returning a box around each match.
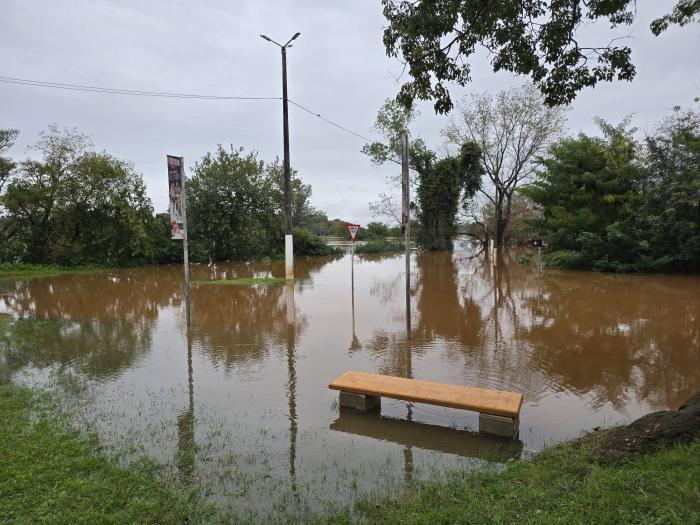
[329,371,523,437]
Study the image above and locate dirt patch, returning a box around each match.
[584,390,700,464]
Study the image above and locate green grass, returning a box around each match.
[194,277,287,286]
[0,262,106,277]
[328,437,700,525]
[0,384,215,525]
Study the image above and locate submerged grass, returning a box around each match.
[1,377,699,524]
[329,437,700,524]
[0,262,105,277]
[0,384,215,525]
[194,277,287,286]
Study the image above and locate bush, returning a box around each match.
[544,250,589,270]
[292,228,341,256]
[355,240,403,254]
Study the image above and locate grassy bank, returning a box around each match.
[194,276,287,286]
[0,384,214,524]
[0,262,106,277]
[334,436,700,524]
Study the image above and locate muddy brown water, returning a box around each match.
[1,243,699,519]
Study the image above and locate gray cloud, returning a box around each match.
[1,1,698,225]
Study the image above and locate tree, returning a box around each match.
[369,192,402,226]
[363,98,436,181]
[0,125,157,265]
[381,0,700,113]
[521,118,646,270]
[297,209,330,235]
[0,128,18,194]
[187,146,279,262]
[444,84,566,249]
[1,125,91,262]
[53,152,155,265]
[638,106,700,271]
[364,99,481,250]
[266,158,313,227]
[417,142,482,250]
[365,221,389,239]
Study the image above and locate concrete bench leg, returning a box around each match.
[339,391,381,414]
[479,414,519,439]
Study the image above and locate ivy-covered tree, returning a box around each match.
[364,99,482,250]
[381,0,700,113]
[417,142,482,250]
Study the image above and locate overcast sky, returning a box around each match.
[1,1,698,224]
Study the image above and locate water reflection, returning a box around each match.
[1,247,699,519]
[285,282,298,493]
[176,331,195,482]
[330,412,523,461]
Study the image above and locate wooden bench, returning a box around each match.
[329,370,523,438]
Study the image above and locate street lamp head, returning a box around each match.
[284,32,301,47]
[260,34,272,42]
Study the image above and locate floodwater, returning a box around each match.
[1,242,699,520]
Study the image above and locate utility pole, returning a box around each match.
[261,32,301,281]
[401,132,411,338]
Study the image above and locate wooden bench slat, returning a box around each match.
[329,371,523,418]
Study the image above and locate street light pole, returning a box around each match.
[261,32,300,281]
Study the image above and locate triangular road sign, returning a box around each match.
[346,223,360,242]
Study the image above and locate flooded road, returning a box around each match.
[1,242,699,519]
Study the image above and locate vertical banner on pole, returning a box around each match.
[167,155,190,324]
[401,132,411,338]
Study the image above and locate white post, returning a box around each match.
[285,234,294,281]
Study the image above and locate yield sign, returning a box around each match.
[346,223,360,242]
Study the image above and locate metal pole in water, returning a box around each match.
[401,132,411,338]
[260,32,301,282]
[181,158,191,326]
[281,44,294,281]
[351,243,355,334]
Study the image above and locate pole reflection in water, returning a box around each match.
[176,327,195,482]
[285,281,298,493]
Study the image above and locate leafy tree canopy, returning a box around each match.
[381,0,700,113]
[523,106,700,272]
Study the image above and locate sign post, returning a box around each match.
[345,223,361,352]
[168,155,190,325]
[532,239,544,274]
[401,132,411,338]
[346,223,360,256]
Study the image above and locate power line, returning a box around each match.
[287,99,403,166]
[0,74,404,163]
[0,75,280,100]
[287,99,374,143]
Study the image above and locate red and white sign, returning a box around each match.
[346,223,360,242]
